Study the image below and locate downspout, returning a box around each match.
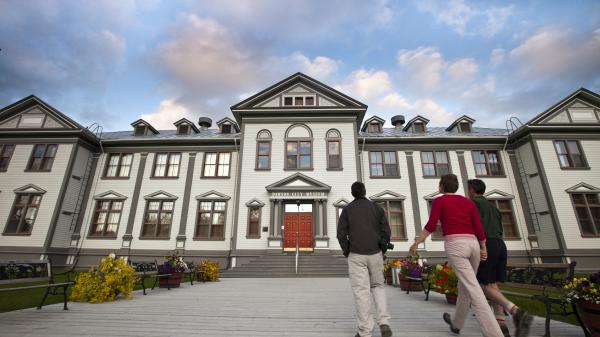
[227,136,240,269]
[359,136,366,181]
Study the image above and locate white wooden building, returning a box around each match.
[0,73,599,270]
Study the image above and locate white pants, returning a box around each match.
[445,238,503,337]
[348,252,391,337]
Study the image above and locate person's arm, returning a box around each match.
[409,197,441,254]
[337,208,350,257]
[378,202,391,242]
[471,202,488,260]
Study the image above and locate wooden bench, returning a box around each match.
[131,260,197,295]
[405,264,435,301]
[503,261,590,337]
[0,259,75,310]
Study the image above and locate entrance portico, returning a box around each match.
[265,173,331,251]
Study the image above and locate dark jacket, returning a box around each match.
[336,197,391,256]
[473,196,503,239]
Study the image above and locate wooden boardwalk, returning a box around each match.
[0,278,584,337]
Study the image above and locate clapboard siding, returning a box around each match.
[0,143,73,248]
[537,139,600,249]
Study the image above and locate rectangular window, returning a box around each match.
[196,201,226,240]
[427,200,444,240]
[90,200,122,237]
[134,125,146,136]
[413,123,425,133]
[554,140,587,168]
[472,150,503,176]
[459,122,471,132]
[0,144,15,171]
[27,144,58,171]
[284,97,293,106]
[256,141,271,170]
[571,193,600,237]
[19,115,44,128]
[368,123,381,133]
[141,200,173,238]
[177,124,190,135]
[327,140,341,169]
[247,206,261,238]
[286,141,311,169]
[104,153,133,178]
[305,96,315,105]
[421,151,450,177]
[492,199,519,239]
[369,151,398,177]
[203,152,231,177]
[375,200,406,240]
[153,153,181,177]
[294,97,303,106]
[4,194,42,234]
[222,124,232,134]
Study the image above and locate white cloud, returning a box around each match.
[415,0,513,37]
[447,58,479,80]
[140,99,197,129]
[378,93,455,125]
[335,69,393,101]
[490,48,505,66]
[284,52,340,79]
[509,27,600,80]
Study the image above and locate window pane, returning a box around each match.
[212,212,225,225]
[576,207,594,235]
[32,145,46,157]
[435,151,448,163]
[566,141,581,155]
[421,151,434,164]
[199,212,211,225]
[45,145,58,157]
[284,97,293,106]
[214,202,226,211]
[258,142,270,155]
[370,164,383,176]
[160,212,172,225]
[287,156,298,168]
[385,164,398,176]
[168,153,181,165]
[437,164,450,176]
[586,194,599,205]
[205,153,217,165]
[384,151,397,164]
[389,201,402,212]
[299,155,311,168]
[148,201,160,211]
[487,151,502,175]
[299,142,311,155]
[423,164,436,176]
[219,153,231,165]
[590,207,600,234]
[294,97,303,106]
[329,155,340,169]
[211,225,224,239]
[162,201,174,211]
[370,151,383,164]
[554,141,567,155]
[328,141,340,155]
[305,96,314,105]
[258,156,269,169]
[475,163,488,176]
[200,202,212,211]
[286,142,298,155]
[31,195,42,204]
[473,151,486,164]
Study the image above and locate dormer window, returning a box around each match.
[361,116,386,133]
[177,124,190,135]
[283,95,316,106]
[216,117,239,134]
[368,123,382,133]
[222,124,232,134]
[414,123,425,133]
[174,118,199,135]
[446,115,475,133]
[459,122,471,133]
[134,125,146,136]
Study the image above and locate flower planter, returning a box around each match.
[576,300,600,337]
[384,270,393,285]
[399,274,423,291]
[158,272,183,288]
[445,293,457,305]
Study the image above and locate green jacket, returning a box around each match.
[473,196,503,240]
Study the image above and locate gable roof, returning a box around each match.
[265,172,331,192]
[196,190,231,200]
[144,190,178,200]
[245,198,266,207]
[446,115,476,131]
[565,182,600,193]
[360,116,386,132]
[94,190,128,200]
[216,117,240,132]
[173,118,200,133]
[0,95,85,130]
[369,190,406,200]
[14,184,47,194]
[527,87,600,125]
[403,115,430,131]
[131,119,159,135]
[484,189,514,199]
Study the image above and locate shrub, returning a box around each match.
[71,253,138,303]
[564,271,600,304]
[427,263,458,295]
[198,260,219,282]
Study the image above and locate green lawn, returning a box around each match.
[0,271,159,313]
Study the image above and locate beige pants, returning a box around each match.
[445,238,503,337]
[348,252,391,337]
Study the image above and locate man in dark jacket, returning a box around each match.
[337,181,392,337]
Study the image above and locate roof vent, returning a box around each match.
[391,115,405,128]
[198,117,212,130]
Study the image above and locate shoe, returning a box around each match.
[513,309,533,337]
[443,312,460,334]
[355,334,360,337]
[380,324,393,337]
[500,324,511,337]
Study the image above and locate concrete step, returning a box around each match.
[222,253,349,278]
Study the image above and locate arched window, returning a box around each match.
[326,129,342,170]
[284,124,312,170]
[256,130,272,170]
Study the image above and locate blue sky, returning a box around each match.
[1,0,599,131]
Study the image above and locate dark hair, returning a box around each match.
[351,181,366,198]
[468,179,486,195]
[439,174,459,193]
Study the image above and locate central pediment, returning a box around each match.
[265,173,331,192]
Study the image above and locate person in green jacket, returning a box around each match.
[468,179,532,337]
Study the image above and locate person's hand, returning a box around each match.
[409,242,418,255]
[480,249,488,261]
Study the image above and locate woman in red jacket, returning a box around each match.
[410,174,503,337]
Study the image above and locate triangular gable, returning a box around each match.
[131,119,159,135]
[361,116,386,132]
[565,182,600,193]
[94,190,127,200]
[484,189,514,199]
[173,118,200,133]
[144,190,178,200]
[231,72,367,110]
[216,117,240,132]
[529,88,600,125]
[245,198,266,207]
[403,115,430,131]
[369,190,406,200]
[14,184,46,194]
[446,115,476,131]
[333,198,350,207]
[196,190,231,200]
[0,95,83,130]
[265,172,331,192]
[423,191,442,200]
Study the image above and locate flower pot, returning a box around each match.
[158,272,182,288]
[399,274,423,291]
[576,300,600,337]
[384,270,393,285]
[445,293,457,305]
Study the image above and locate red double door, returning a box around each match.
[283,212,313,250]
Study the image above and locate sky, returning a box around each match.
[0,0,599,131]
